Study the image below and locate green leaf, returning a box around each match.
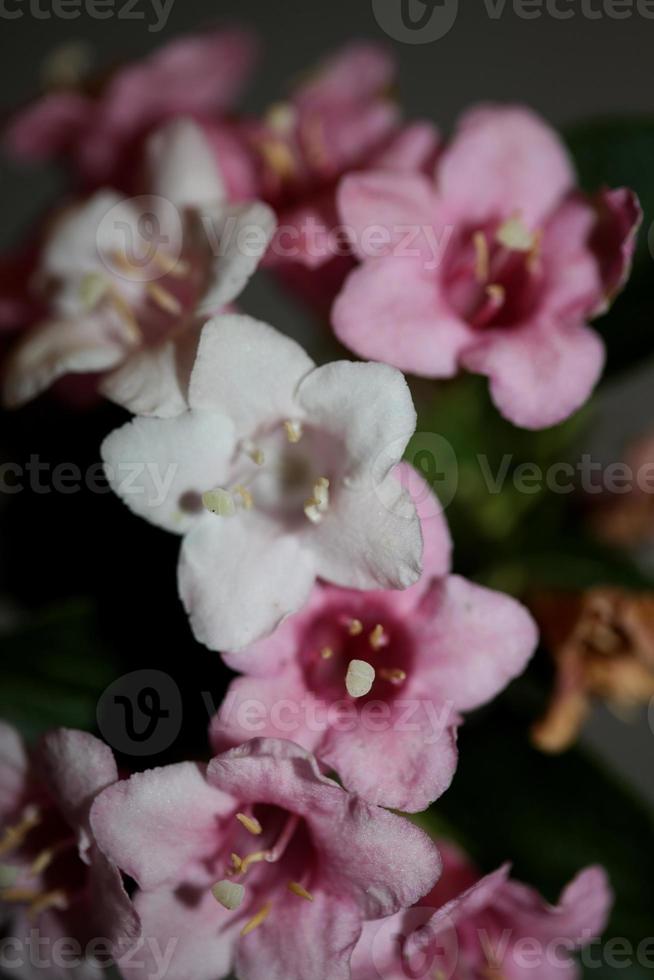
[0,600,116,740]
[424,700,654,979]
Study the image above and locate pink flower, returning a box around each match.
[5,29,258,189]
[333,105,641,429]
[247,43,440,312]
[351,843,612,980]
[102,315,423,652]
[90,738,442,980]
[0,722,139,977]
[3,120,275,415]
[210,464,537,812]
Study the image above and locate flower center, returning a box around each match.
[210,807,315,938]
[300,605,414,702]
[443,214,544,330]
[202,420,343,529]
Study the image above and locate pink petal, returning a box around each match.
[540,195,604,322]
[461,319,605,430]
[294,42,396,111]
[178,511,316,653]
[235,888,362,980]
[4,91,91,162]
[332,257,473,377]
[209,671,324,755]
[320,693,458,812]
[437,105,575,228]
[336,172,438,261]
[414,576,538,711]
[372,121,441,174]
[394,462,452,579]
[90,762,236,891]
[589,187,642,315]
[89,847,141,959]
[34,729,118,831]
[118,887,237,980]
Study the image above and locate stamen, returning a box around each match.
[260,139,296,180]
[288,881,314,902]
[496,215,536,252]
[151,251,190,278]
[266,102,297,133]
[231,853,243,873]
[211,880,245,911]
[29,837,75,878]
[348,619,363,637]
[304,477,330,524]
[79,271,110,311]
[108,288,142,343]
[147,282,183,316]
[369,625,387,650]
[202,488,237,517]
[379,668,407,686]
[241,902,272,937]
[234,486,254,510]
[239,814,299,876]
[486,284,505,305]
[284,420,303,443]
[0,887,41,903]
[236,813,263,836]
[239,850,268,874]
[320,646,334,660]
[346,659,376,698]
[29,889,68,920]
[473,231,489,282]
[243,441,265,466]
[0,806,40,858]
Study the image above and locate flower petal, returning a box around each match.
[90,762,236,891]
[332,257,473,377]
[0,721,29,823]
[146,118,225,208]
[178,511,316,652]
[310,473,423,591]
[415,576,537,711]
[3,314,128,408]
[188,314,315,429]
[34,729,118,831]
[461,320,605,430]
[320,694,458,812]
[197,202,277,313]
[89,847,141,958]
[117,887,237,980]
[101,411,235,534]
[437,105,575,227]
[100,329,199,418]
[235,888,362,980]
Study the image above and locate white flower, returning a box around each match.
[101,314,423,651]
[3,119,275,416]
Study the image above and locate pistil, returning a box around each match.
[346,660,376,698]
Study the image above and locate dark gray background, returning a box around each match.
[0,0,653,800]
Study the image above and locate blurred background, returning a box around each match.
[0,3,653,975]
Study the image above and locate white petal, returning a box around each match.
[295,360,416,484]
[146,118,225,208]
[178,511,316,652]
[197,201,277,312]
[101,411,235,534]
[42,191,137,279]
[100,327,200,418]
[188,314,315,431]
[311,471,422,591]
[3,315,127,408]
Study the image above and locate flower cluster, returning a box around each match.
[0,26,630,980]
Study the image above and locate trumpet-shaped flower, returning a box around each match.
[90,738,442,980]
[210,464,538,811]
[333,105,641,429]
[3,120,275,415]
[0,722,139,978]
[101,314,423,651]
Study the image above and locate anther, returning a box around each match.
[211,880,245,911]
[369,625,387,650]
[496,215,536,252]
[236,813,263,836]
[243,441,265,466]
[320,647,334,660]
[473,231,489,282]
[241,903,272,936]
[304,477,330,524]
[284,420,303,443]
[379,668,407,686]
[346,660,375,698]
[288,882,314,902]
[147,282,183,316]
[234,486,254,510]
[348,619,363,636]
